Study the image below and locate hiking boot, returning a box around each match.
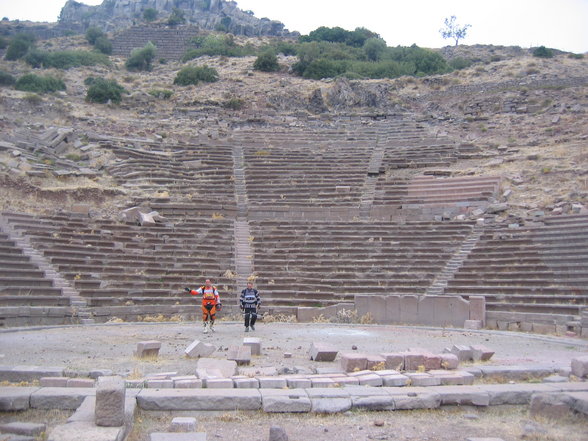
[209,323,215,333]
[250,324,255,331]
[203,323,208,334]
[245,326,250,332]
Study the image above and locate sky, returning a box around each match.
[1,0,587,53]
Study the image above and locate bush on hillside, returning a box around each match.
[148,89,173,99]
[173,65,219,85]
[125,42,157,71]
[0,36,8,50]
[363,37,387,61]
[15,73,65,93]
[253,51,280,72]
[85,77,126,104]
[24,49,110,69]
[448,57,473,70]
[167,8,185,26]
[94,36,113,55]
[5,33,35,61]
[0,70,16,86]
[533,46,553,58]
[143,8,158,22]
[183,34,255,60]
[85,26,104,45]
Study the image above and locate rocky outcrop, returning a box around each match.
[58,0,295,37]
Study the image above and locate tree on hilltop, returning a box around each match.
[440,16,471,46]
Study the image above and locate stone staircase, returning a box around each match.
[0,214,94,325]
[426,225,484,295]
[233,220,254,294]
[359,142,385,220]
[232,145,249,217]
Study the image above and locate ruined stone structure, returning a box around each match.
[0,114,586,335]
[58,0,294,36]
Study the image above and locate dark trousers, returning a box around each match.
[244,308,257,327]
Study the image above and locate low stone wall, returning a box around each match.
[354,294,485,328]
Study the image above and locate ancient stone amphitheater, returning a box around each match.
[1,110,587,336]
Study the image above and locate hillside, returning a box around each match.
[0,32,586,223]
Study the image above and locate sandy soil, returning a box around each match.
[0,322,586,377]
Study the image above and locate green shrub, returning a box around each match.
[167,7,185,26]
[568,53,584,59]
[183,34,255,60]
[533,46,553,58]
[24,49,110,69]
[15,73,65,93]
[363,37,387,61]
[85,77,125,104]
[222,97,245,110]
[94,36,112,55]
[143,8,158,22]
[253,51,279,72]
[0,36,8,49]
[274,41,297,56]
[5,33,35,61]
[23,93,43,105]
[148,89,173,99]
[449,57,473,70]
[0,70,15,86]
[125,42,157,71]
[85,26,104,45]
[300,26,380,47]
[174,65,219,85]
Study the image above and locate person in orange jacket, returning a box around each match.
[185,279,222,333]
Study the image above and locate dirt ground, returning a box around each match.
[0,322,586,377]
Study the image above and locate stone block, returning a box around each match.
[286,378,311,389]
[480,365,553,381]
[150,434,206,441]
[388,389,442,410]
[405,373,441,387]
[423,354,442,371]
[0,422,46,436]
[125,380,145,388]
[261,389,311,413]
[40,377,68,387]
[310,378,336,388]
[468,296,486,324]
[427,385,490,406]
[89,369,113,379]
[269,426,288,441]
[309,342,338,362]
[170,417,197,432]
[31,387,94,410]
[174,380,203,389]
[351,393,395,411]
[147,379,175,389]
[67,378,95,388]
[331,376,359,386]
[481,383,554,405]
[471,345,495,362]
[530,393,575,419]
[380,353,404,371]
[451,345,473,362]
[206,378,234,389]
[307,388,352,413]
[429,370,475,386]
[137,389,262,411]
[440,354,459,370]
[366,355,386,370]
[258,377,287,389]
[381,375,410,387]
[571,356,588,378]
[135,340,161,358]
[340,353,368,372]
[357,374,383,387]
[243,337,261,356]
[47,421,124,441]
[404,353,426,371]
[233,378,259,389]
[227,346,252,366]
[464,320,482,330]
[196,359,237,378]
[185,340,216,358]
[1,366,64,382]
[96,376,125,427]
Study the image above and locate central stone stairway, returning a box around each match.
[234,220,254,294]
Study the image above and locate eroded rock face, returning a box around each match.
[58,0,295,36]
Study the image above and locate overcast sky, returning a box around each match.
[1,0,587,53]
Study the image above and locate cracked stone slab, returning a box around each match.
[137,389,261,411]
